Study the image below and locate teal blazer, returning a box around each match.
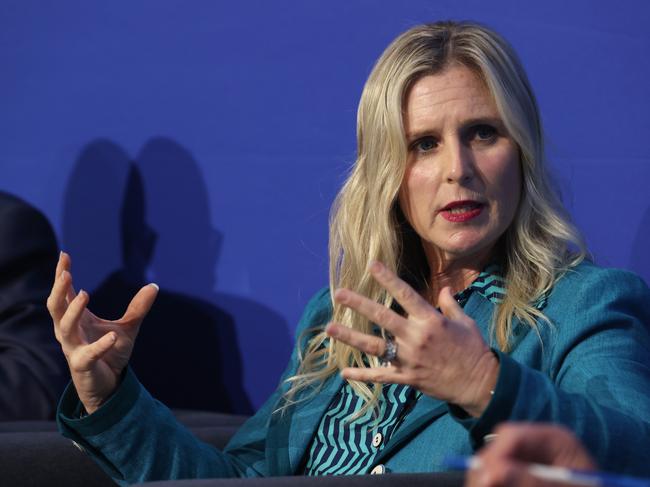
[58,262,650,485]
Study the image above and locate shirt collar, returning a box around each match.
[455,263,506,306]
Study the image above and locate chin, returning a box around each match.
[438,236,498,263]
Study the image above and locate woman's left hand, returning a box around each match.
[325,261,499,417]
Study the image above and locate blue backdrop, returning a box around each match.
[1,0,649,413]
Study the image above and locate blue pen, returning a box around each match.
[444,455,650,487]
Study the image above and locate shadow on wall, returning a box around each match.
[630,205,650,286]
[62,138,291,414]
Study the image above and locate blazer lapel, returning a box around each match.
[464,291,495,341]
[465,290,531,351]
[266,372,344,475]
[372,394,448,466]
[287,373,344,473]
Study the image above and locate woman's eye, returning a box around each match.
[473,124,497,141]
[413,137,438,153]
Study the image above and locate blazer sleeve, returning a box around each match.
[57,287,332,485]
[451,265,650,476]
[0,192,68,419]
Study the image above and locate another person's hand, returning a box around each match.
[466,423,597,487]
[48,252,158,414]
[325,260,499,417]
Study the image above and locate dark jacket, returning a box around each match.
[0,191,68,419]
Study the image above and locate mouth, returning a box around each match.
[438,200,485,222]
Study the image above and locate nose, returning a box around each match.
[443,140,474,184]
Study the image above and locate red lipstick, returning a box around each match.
[439,200,484,223]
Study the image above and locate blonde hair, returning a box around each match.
[282,21,585,415]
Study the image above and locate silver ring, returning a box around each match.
[380,335,397,366]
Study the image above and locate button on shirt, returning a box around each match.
[303,265,507,475]
[372,433,383,448]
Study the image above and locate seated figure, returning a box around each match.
[0,190,68,419]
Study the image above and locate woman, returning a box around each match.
[50,21,650,483]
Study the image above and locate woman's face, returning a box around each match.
[399,65,521,267]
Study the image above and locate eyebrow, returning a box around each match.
[405,117,506,142]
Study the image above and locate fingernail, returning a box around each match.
[368,260,382,273]
[333,289,347,303]
[149,283,159,291]
[60,270,66,280]
[325,324,339,337]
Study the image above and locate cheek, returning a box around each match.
[399,165,436,223]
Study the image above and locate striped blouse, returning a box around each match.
[303,264,506,475]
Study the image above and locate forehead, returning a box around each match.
[403,66,499,134]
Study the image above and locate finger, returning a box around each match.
[58,290,89,346]
[368,261,433,320]
[488,423,596,470]
[334,288,407,336]
[54,251,70,280]
[47,268,73,321]
[326,322,388,358]
[72,332,117,371]
[484,423,536,459]
[66,282,78,304]
[55,251,78,304]
[121,283,159,323]
[340,365,409,385]
[438,287,466,322]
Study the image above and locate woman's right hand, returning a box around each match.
[48,252,158,414]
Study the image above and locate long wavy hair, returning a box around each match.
[282,21,585,415]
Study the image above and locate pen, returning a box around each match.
[444,455,650,487]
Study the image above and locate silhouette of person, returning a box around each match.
[136,137,292,413]
[63,137,291,414]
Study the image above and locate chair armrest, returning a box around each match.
[0,417,247,486]
[0,431,114,487]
